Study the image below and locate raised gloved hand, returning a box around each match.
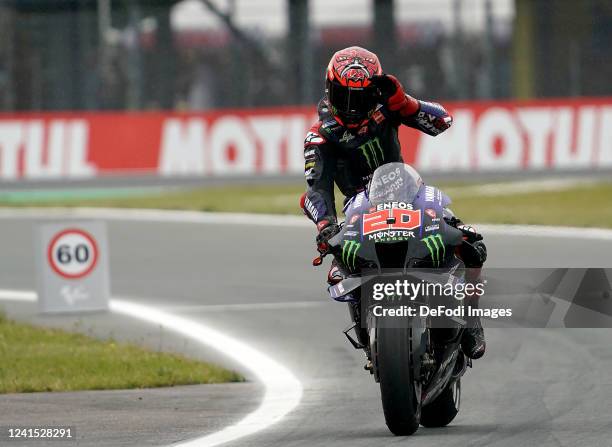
[315,220,340,253]
[371,73,420,116]
[371,74,452,135]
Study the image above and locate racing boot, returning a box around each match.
[462,264,486,359]
[461,315,486,359]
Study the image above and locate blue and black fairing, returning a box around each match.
[327,163,463,302]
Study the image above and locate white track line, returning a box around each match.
[112,300,302,447]
[0,208,310,227]
[156,301,327,313]
[0,290,302,447]
[474,224,612,240]
[0,289,39,302]
[1,207,612,240]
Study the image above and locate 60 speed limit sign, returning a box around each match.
[47,229,99,279]
[36,222,110,313]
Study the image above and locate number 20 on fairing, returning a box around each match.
[362,209,422,235]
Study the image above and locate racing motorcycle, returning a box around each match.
[313,162,471,436]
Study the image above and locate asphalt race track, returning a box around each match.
[1,212,612,446]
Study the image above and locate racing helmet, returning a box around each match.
[325,46,382,128]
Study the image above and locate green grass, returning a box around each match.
[1,181,611,228]
[0,311,243,393]
[0,184,308,215]
[448,183,612,228]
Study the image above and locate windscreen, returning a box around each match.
[367,163,423,206]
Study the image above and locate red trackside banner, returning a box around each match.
[0,98,610,181]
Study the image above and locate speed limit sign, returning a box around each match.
[48,229,99,279]
[36,222,110,313]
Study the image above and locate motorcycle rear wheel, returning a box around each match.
[377,327,420,436]
[420,379,460,427]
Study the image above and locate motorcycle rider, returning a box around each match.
[300,46,487,359]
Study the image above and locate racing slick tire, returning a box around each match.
[420,379,460,427]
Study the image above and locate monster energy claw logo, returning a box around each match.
[359,137,384,169]
[342,240,361,270]
[421,234,445,267]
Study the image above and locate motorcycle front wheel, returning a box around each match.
[376,326,420,436]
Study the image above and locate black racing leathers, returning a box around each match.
[303,98,446,228]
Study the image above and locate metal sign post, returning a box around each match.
[36,221,110,313]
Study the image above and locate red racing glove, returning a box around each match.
[371,73,419,116]
[372,73,452,136]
